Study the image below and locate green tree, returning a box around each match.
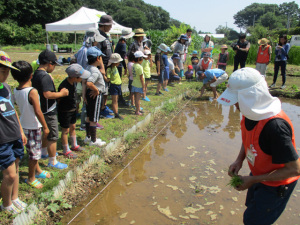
[258,12,284,30]
[215,25,239,40]
[279,1,300,28]
[113,6,147,29]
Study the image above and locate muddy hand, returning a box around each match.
[228,160,243,177]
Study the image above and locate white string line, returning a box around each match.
[68,95,194,224]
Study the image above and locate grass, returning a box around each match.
[2,44,81,52]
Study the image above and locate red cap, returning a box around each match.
[188,65,193,70]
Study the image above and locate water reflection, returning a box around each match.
[169,111,187,138]
[223,106,241,139]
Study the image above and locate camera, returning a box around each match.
[231,43,238,50]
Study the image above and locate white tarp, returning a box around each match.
[199,34,225,39]
[45,6,132,34]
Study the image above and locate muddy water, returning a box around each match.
[63,99,300,225]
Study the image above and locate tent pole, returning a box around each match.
[46,32,49,44]
[75,31,77,52]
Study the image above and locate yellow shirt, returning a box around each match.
[106,67,122,85]
[132,63,144,88]
[142,59,151,79]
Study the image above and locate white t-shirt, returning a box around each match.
[168,58,174,71]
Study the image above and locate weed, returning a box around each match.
[291,84,299,92]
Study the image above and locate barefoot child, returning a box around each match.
[12,61,51,189]
[106,53,124,120]
[142,49,152,102]
[0,51,27,213]
[132,51,146,115]
[57,64,90,159]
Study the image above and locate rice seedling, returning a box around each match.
[227,175,243,188]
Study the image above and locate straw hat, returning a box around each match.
[134,28,146,37]
[258,38,269,45]
[108,53,123,66]
[220,44,228,49]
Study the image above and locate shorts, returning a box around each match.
[0,139,24,170]
[128,80,133,93]
[86,89,102,122]
[131,86,144,94]
[109,83,122,96]
[44,112,59,141]
[164,67,170,80]
[210,73,228,87]
[24,128,42,160]
[145,78,151,81]
[58,110,77,128]
[158,71,164,84]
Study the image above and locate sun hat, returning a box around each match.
[134,51,147,58]
[217,67,281,121]
[220,44,228,49]
[171,53,180,60]
[133,28,146,37]
[144,50,151,55]
[87,46,106,58]
[188,65,193,70]
[258,38,269,45]
[120,28,134,39]
[179,34,188,41]
[108,53,123,66]
[0,51,19,71]
[85,29,105,46]
[142,36,148,43]
[38,50,61,65]
[98,15,114,25]
[192,50,198,55]
[65,63,91,79]
[158,43,171,52]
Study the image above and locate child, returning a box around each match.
[154,48,164,95]
[57,64,90,159]
[31,50,68,169]
[185,65,194,82]
[132,51,146,115]
[256,38,272,78]
[142,49,153,102]
[127,54,135,107]
[191,50,199,76]
[12,61,51,189]
[84,47,107,146]
[0,51,27,213]
[155,44,171,94]
[106,53,124,120]
[173,35,188,78]
[217,45,229,71]
[198,52,213,73]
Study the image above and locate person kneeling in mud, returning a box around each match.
[198,68,228,100]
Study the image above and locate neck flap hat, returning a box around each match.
[217,67,281,121]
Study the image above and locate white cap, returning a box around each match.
[218,67,281,121]
[144,50,151,55]
[134,51,147,58]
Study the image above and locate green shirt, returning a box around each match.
[132,63,144,88]
[106,66,122,85]
[142,59,151,79]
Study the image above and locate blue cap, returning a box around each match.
[192,50,198,54]
[179,35,188,41]
[171,53,180,60]
[87,46,106,58]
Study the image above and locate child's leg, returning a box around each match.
[11,158,20,201]
[35,162,50,178]
[156,83,162,94]
[28,159,42,188]
[211,87,218,99]
[130,92,135,106]
[144,81,149,98]
[111,95,118,114]
[69,124,77,148]
[134,92,141,113]
[61,127,70,154]
[1,162,16,207]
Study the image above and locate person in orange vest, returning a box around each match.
[256,38,272,78]
[196,53,213,81]
[217,67,300,225]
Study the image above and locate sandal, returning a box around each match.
[25,179,43,189]
[35,171,51,179]
[70,145,85,151]
[63,151,78,159]
[135,112,143,116]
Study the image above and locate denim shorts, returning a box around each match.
[0,139,24,170]
[131,86,144,94]
[109,83,122,96]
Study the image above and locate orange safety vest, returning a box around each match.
[256,45,271,64]
[241,110,299,187]
[201,59,212,70]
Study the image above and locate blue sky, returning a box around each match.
[143,0,292,33]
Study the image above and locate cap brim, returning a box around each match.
[0,62,20,71]
[217,88,238,106]
[121,32,134,39]
[54,61,62,66]
[95,35,106,42]
[80,70,91,79]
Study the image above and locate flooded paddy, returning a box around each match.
[63,98,300,225]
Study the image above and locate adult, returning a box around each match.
[144,35,153,50]
[168,53,181,83]
[197,52,213,73]
[128,28,148,58]
[97,15,115,117]
[217,67,300,225]
[173,34,188,78]
[255,38,272,78]
[184,29,192,62]
[270,35,290,89]
[201,34,214,58]
[233,33,250,72]
[198,68,228,100]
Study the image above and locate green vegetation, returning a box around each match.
[227,175,243,188]
[288,46,300,66]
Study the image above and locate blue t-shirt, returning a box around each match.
[203,69,225,84]
[162,54,169,68]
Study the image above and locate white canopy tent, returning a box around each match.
[45,7,132,48]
